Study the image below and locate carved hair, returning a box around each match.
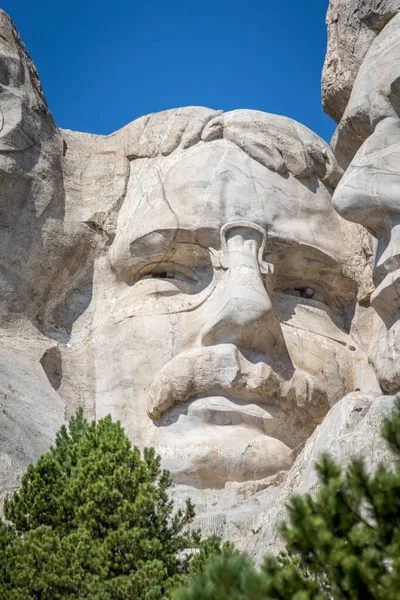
[118,106,342,189]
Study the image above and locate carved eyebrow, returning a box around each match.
[264,236,343,271]
[267,241,357,305]
[128,227,222,258]
[110,228,215,283]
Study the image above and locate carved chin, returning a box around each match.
[146,351,341,488]
[154,423,293,488]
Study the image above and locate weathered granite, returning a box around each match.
[327,3,400,396]
[0,342,64,506]
[250,392,396,559]
[322,0,400,123]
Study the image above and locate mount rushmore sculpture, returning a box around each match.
[1,0,399,556]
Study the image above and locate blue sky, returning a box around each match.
[4,0,335,142]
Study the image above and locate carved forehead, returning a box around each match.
[110,140,350,275]
[162,141,269,227]
[162,141,339,233]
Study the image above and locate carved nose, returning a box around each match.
[200,224,286,357]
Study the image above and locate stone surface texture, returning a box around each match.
[322,0,400,123]
[0,7,398,559]
[96,109,366,489]
[325,1,400,399]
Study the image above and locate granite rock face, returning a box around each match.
[325,0,400,399]
[0,7,398,559]
[0,344,64,506]
[322,0,400,123]
[250,392,396,559]
[0,10,128,496]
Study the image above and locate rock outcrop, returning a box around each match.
[322,0,400,123]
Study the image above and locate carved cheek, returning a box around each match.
[281,325,355,401]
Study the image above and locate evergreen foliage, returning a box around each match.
[0,409,230,599]
[177,397,400,599]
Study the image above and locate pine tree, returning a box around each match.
[0,409,229,599]
[177,397,400,600]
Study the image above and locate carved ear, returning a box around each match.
[0,10,55,152]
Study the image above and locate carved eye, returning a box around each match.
[137,264,198,285]
[284,287,315,299]
[299,287,315,299]
[281,285,330,305]
[151,271,177,280]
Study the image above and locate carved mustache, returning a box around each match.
[147,343,296,420]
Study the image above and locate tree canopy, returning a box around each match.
[0,409,230,599]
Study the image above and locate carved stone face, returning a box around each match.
[332,13,400,392]
[322,0,400,124]
[94,139,356,488]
